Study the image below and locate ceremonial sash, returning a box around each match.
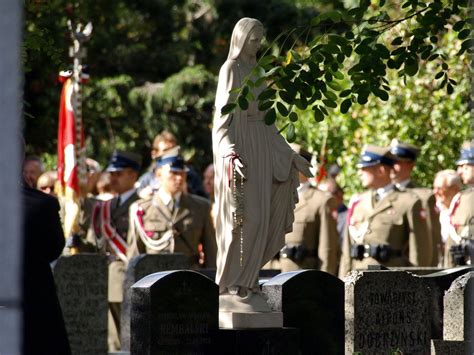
[129,203,175,252]
[448,193,468,244]
[347,195,368,244]
[92,200,128,262]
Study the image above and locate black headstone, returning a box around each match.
[130,270,218,355]
[262,270,344,355]
[121,254,190,351]
[53,254,108,355]
[421,266,474,339]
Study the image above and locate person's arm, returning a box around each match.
[407,198,432,266]
[318,197,340,275]
[202,202,217,268]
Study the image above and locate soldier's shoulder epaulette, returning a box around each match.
[134,196,154,208]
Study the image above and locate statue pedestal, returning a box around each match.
[219,311,283,328]
[214,327,299,354]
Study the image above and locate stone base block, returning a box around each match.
[219,311,283,329]
[214,327,299,354]
[431,339,472,354]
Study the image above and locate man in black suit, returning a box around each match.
[22,182,71,355]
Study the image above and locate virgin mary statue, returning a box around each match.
[213,17,312,313]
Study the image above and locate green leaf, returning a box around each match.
[442,63,448,70]
[434,71,444,80]
[322,99,337,108]
[258,100,273,111]
[279,90,295,104]
[374,89,389,101]
[276,102,289,116]
[221,103,236,116]
[404,58,419,76]
[264,108,276,125]
[430,36,438,43]
[345,31,355,40]
[323,90,337,101]
[258,55,275,67]
[238,96,248,110]
[458,29,471,40]
[357,94,368,105]
[447,83,454,94]
[258,89,276,101]
[391,37,403,46]
[241,86,249,98]
[313,107,325,122]
[289,112,298,122]
[340,89,351,97]
[453,20,465,31]
[319,105,328,115]
[340,98,352,114]
[333,71,344,80]
[327,81,342,91]
[286,123,296,143]
[428,53,439,61]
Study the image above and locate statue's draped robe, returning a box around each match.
[213,59,309,293]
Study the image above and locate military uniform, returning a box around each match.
[339,188,431,277]
[127,192,217,268]
[87,150,142,352]
[279,185,340,275]
[397,181,442,266]
[444,188,474,267]
[88,191,140,302]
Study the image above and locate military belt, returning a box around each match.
[280,245,317,263]
[350,244,402,262]
[449,240,474,266]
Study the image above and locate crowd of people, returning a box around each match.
[23,131,474,351]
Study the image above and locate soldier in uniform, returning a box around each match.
[128,152,217,268]
[277,145,340,275]
[87,150,142,352]
[339,145,431,278]
[445,142,474,266]
[389,139,442,266]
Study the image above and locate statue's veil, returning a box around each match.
[227,17,263,60]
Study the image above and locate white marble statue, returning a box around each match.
[212,17,313,314]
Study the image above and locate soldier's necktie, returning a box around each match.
[115,196,121,209]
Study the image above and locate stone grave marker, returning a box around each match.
[53,254,108,355]
[121,253,190,351]
[262,270,344,355]
[130,270,218,355]
[345,270,431,355]
[443,272,474,346]
[421,265,474,339]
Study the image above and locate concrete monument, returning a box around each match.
[212,17,312,327]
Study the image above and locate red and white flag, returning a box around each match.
[57,71,85,237]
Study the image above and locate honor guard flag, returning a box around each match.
[57,70,85,238]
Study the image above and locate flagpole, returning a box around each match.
[57,20,92,253]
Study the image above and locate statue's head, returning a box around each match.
[228,18,264,60]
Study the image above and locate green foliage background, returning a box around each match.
[23,0,472,196]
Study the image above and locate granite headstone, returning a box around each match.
[53,254,108,355]
[262,270,344,354]
[130,270,218,355]
[345,270,431,355]
[121,253,190,351]
[421,266,474,339]
[443,272,474,345]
